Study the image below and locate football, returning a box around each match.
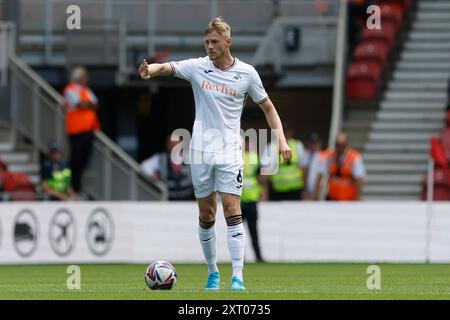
[144,261,177,290]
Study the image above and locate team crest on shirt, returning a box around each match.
[232,73,242,82]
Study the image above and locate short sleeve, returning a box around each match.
[141,154,161,176]
[296,141,306,167]
[170,58,199,81]
[352,155,366,179]
[317,156,329,175]
[64,90,80,109]
[248,68,269,104]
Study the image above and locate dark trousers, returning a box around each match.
[69,131,94,192]
[241,201,263,261]
[269,188,302,201]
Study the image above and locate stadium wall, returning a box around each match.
[1,202,450,264]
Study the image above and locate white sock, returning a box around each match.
[198,224,219,274]
[226,221,245,281]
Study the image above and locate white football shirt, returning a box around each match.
[170,56,268,154]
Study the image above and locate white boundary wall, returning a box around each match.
[1,202,450,264]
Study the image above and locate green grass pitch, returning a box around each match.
[1,263,450,299]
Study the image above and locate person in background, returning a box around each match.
[63,66,100,193]
[316,132,365,201]
[302,132,324,200]
[41,142,79,201]
[241,138,266,262]
[267,123,306,201]
[141,134,195,201]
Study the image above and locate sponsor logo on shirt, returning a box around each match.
[201,80,237,97]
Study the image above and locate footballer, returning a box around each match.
[139,17,291,291]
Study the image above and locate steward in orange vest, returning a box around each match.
[62,67,100,192]
[327,133,365,201]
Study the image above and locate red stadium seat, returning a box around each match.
[3,172,37,201]
[422,168,450,201]
[353,41,390,69]
[361,20,397,49]
[441,128,450,163]
[378,0,411,12]
[346,61,382,100]
[379,3,404,31]
[430,135,447,168]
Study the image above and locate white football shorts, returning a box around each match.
[189,149,244,198]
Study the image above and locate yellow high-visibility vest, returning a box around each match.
[270,138,303,193]
[241,151,263,203]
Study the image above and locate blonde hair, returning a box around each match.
[204,16,231,38]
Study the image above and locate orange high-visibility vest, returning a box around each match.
[63,83,100,135]
[328,148,361,201]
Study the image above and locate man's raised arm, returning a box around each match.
[138,59,173,80]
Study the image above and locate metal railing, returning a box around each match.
[0,22,15,86]
[3,23,168,200]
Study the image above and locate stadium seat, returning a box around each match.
[441,128,450,164]
[422,168,450,201]
[361,20,397,49]
[379,3,404,31]
[446,110,450,128]
[430,135,447,168]
[3,171,37,201]
[353,41,390,69]
[346,61,382,100]
[378,0,411,12]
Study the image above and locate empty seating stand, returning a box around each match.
[346,0,410,103]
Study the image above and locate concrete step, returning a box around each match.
[363,184,423,194]
[363,153,429,163]
[7,163,40,173]
[413,22,450,31]
[416,12,450,22]
[409,32,450,42]
[377,111,445,121]
[402,51,450,61]
[384,90,448,101]
[365,143,429,152]
[404,42,450,51]
[0,152,30,163]
[392,71,450,82]
[419,2,450,11]
[368,132,433,142]
[0,142,14,152]
[396,62,450,72]
[372,121,444,131]
[388,80,448,91]
[380,101,446,111]
[365,163,428,172]
[365,174,424,184]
